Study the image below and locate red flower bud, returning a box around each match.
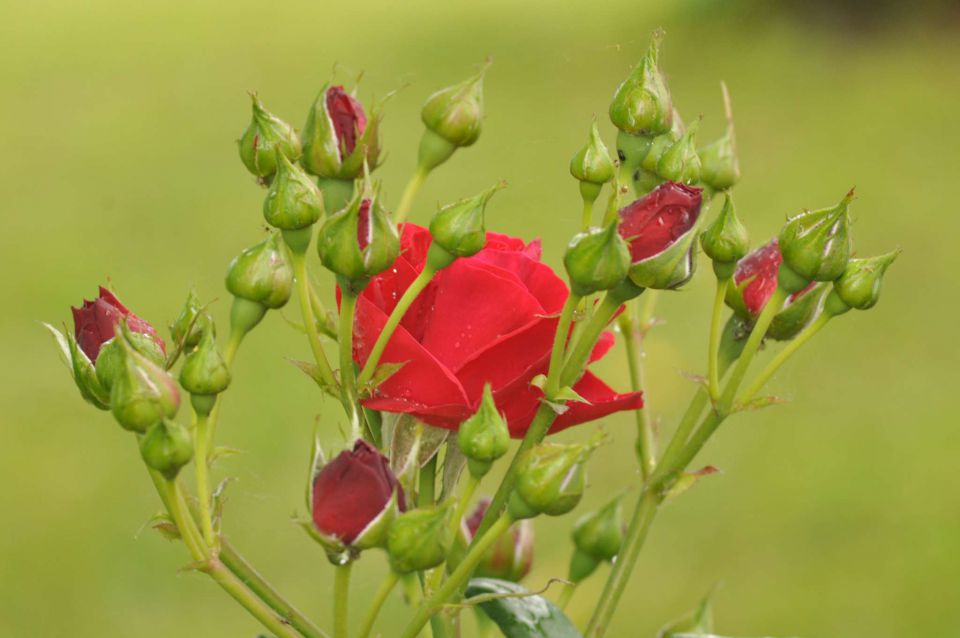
[462,498,534,582]
[71,287,164,363]
[311,440,405,547]
[726,240,815,320]
[326,86,367,158]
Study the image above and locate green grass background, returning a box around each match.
[2,1,957,636]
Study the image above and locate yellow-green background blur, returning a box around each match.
[2,1,957,636]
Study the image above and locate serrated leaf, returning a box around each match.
[465,578,582,638]
[552,385,590,404]
[287,358,338,396]
[738,395,788,412]
[153,521,181,541]
[664,466,720,502]
[367,361,407,391]
[543,399,570,415]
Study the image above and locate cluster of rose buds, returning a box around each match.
[47,29,898,638]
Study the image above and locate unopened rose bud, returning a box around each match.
[95,331,165,394]
[460,498,534,582]
[509,440,598,519]
[699,116,739,193]
[656,119,700,185]
[139,419,193,480]
[609,32,673,137]
[387,505,451,574]
[829,250,899,314]
[179,328,230,415]
[564,222,632,296]
[168,289,213,352]
[316,186,399,293]
[428,183,502,265]
[238,94,301,180]
[311,440,404,552]
[263,151,324,234]
[700,194,749,278]
[301,85,381,180]
[72,287,165,364]
[569,495,625,583]
[110,327,181,433]
[570,120,615,204]
[225,232,294,333]
[619,181,704,290]
[767,282,828,341]
[419,62,488,170]
[778,190,854,289]
[656,592,714,638]
[458,384,510,479]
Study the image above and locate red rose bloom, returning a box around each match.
[730,240,814,318]
[71,286,165,362]
[311,439,404,545]
[326,85,367,158]
[462,497,534,582]
[350,224,643,437]
[618,181,702,262]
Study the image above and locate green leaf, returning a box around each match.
[465,578,583,638]
[287,358,338,397]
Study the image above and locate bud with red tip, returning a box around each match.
[140,419,193,480]
[419,62,488,170]
[460,498,534,582]
[301,84,381,180]
[310,439,405,554]
[778,190,853,289]
[618,181,704,290]
[569,495,625,583]
[238,94,302,180]
[72,287,165,364]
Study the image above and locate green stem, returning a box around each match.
[206,329,244,447]
[584,490,660,637]
[318,177,355,215]
[193,413,216,548]
[394,166,429,224]
[419,454,438,507]
[338,289,361,437]
[356,265,437,388]
[739,312,832,406]
[581,197,596,231]
[560,292,623,385]
[557,581,577,610]
[546,294,582,395]
[219,538,330,638]
[707,278,729,400]
[397,515,514,638]
[429,474,480,593]
[618,307,654,479]
[655,388,710,474]
[290,250,339,393]
[334,562,353,638]
[356,571,399,638]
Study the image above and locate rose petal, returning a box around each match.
[551,371,644,433]
[471,249,568,314]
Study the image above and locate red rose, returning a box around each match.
[728,240,814,319]
[618,181,703,263]
[350,224,643,437]
[71,286,164,362]
[462,497,534,582]
[326,85,367,158]
[311,439,404,546]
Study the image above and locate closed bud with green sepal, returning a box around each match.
[832,250,900,312]
[387,505,451,574]
[419,62,488,170]
[237,94,301,180]
[110,325,181,433]
[139,419,193,480]
[657,119,701,185]
[609,31,673,137]
[571,119,615,204]
[778,189,854,289]
[569,495,625,583]
[458,384,510,479]
[428,182,502,263]
[700,194,749,278]
[179,328,230,416]
[226,232,294,310]
[263,151,324,231]
[168,289,213,352]
[563,222,632,296]
[509,439,599,519]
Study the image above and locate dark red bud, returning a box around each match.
[326,86,367,158]
[728,240,814,319]
[357,199,372,251]
[618,181,702,262]
[463,497,534,582]
[71,287,165,362]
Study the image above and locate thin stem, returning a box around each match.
[356,265,436,388]
[428,474,480,593]
[584,490,660,637]
[739,312,831,406]
[334,562,353,638]
[206,329,244,447]
[397,515,514,638]
[220,538,329,638]
[338,289,361,437]
[556,582,577,610]
[419,454,438,507]
[618,307,654,479]
[560,292,623,386]
[394,166,429,224]
[193,413,216,548]
[546,294,582,395]
[291,251,339,393]
[707,278,729,400]
[581,197,595,231]
[356,571,399,638]
[655,388,710,475]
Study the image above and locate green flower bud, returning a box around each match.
[421,62,487,150]
[225,232,294,310]
[179,328,230,414]
[657,119,701,185]
[697,83,739,192]
[768,282,828,341]
[832,250,899,312]
[778,190,854,285]
[263,151,324,231]
[95,332,165,394]
[387,506,451,574]
[139,419,193,480]
[110,328,181,433]
[301,84,382,180]
[237,94,302,180]
[509,441,598,519]
[609,31,673,136]
[656,591,714,638]
[700,194,749,276]
[564,222,631,296]
[316,184,399,293]
[429,183,502,261]
[570,119,615,187]
[168,289,214,352]
[458,384,510,479]
[572,496,625,563]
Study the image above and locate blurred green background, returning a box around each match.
[2,1,958,636]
